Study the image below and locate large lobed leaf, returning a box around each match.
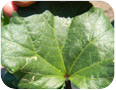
[1,1,114,89]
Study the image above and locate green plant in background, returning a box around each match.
[1,10,10,27]
[1,1,114,89]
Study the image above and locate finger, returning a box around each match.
[13,1,37,7]
[3,1,18,17]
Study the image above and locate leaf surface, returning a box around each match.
[1,1,114,89]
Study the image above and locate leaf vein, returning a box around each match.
[19,16,63,75]
[71,58,113,76]
[41,14,66,73]
[70,74,113,80]
[2,37,63,75]
[69,28,113,74]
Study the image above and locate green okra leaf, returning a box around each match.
[1,1,114,89]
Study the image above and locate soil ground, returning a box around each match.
[90,1,114,22]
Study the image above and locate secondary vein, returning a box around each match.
[68,28,113,74]
[70,58,113,76]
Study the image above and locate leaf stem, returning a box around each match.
[65,79,71,89]
[64,74,71,89]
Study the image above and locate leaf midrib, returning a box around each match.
[21,16,65,75]
[2,17,64,75]
[41,14,66,73]
[33,3,86,75]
